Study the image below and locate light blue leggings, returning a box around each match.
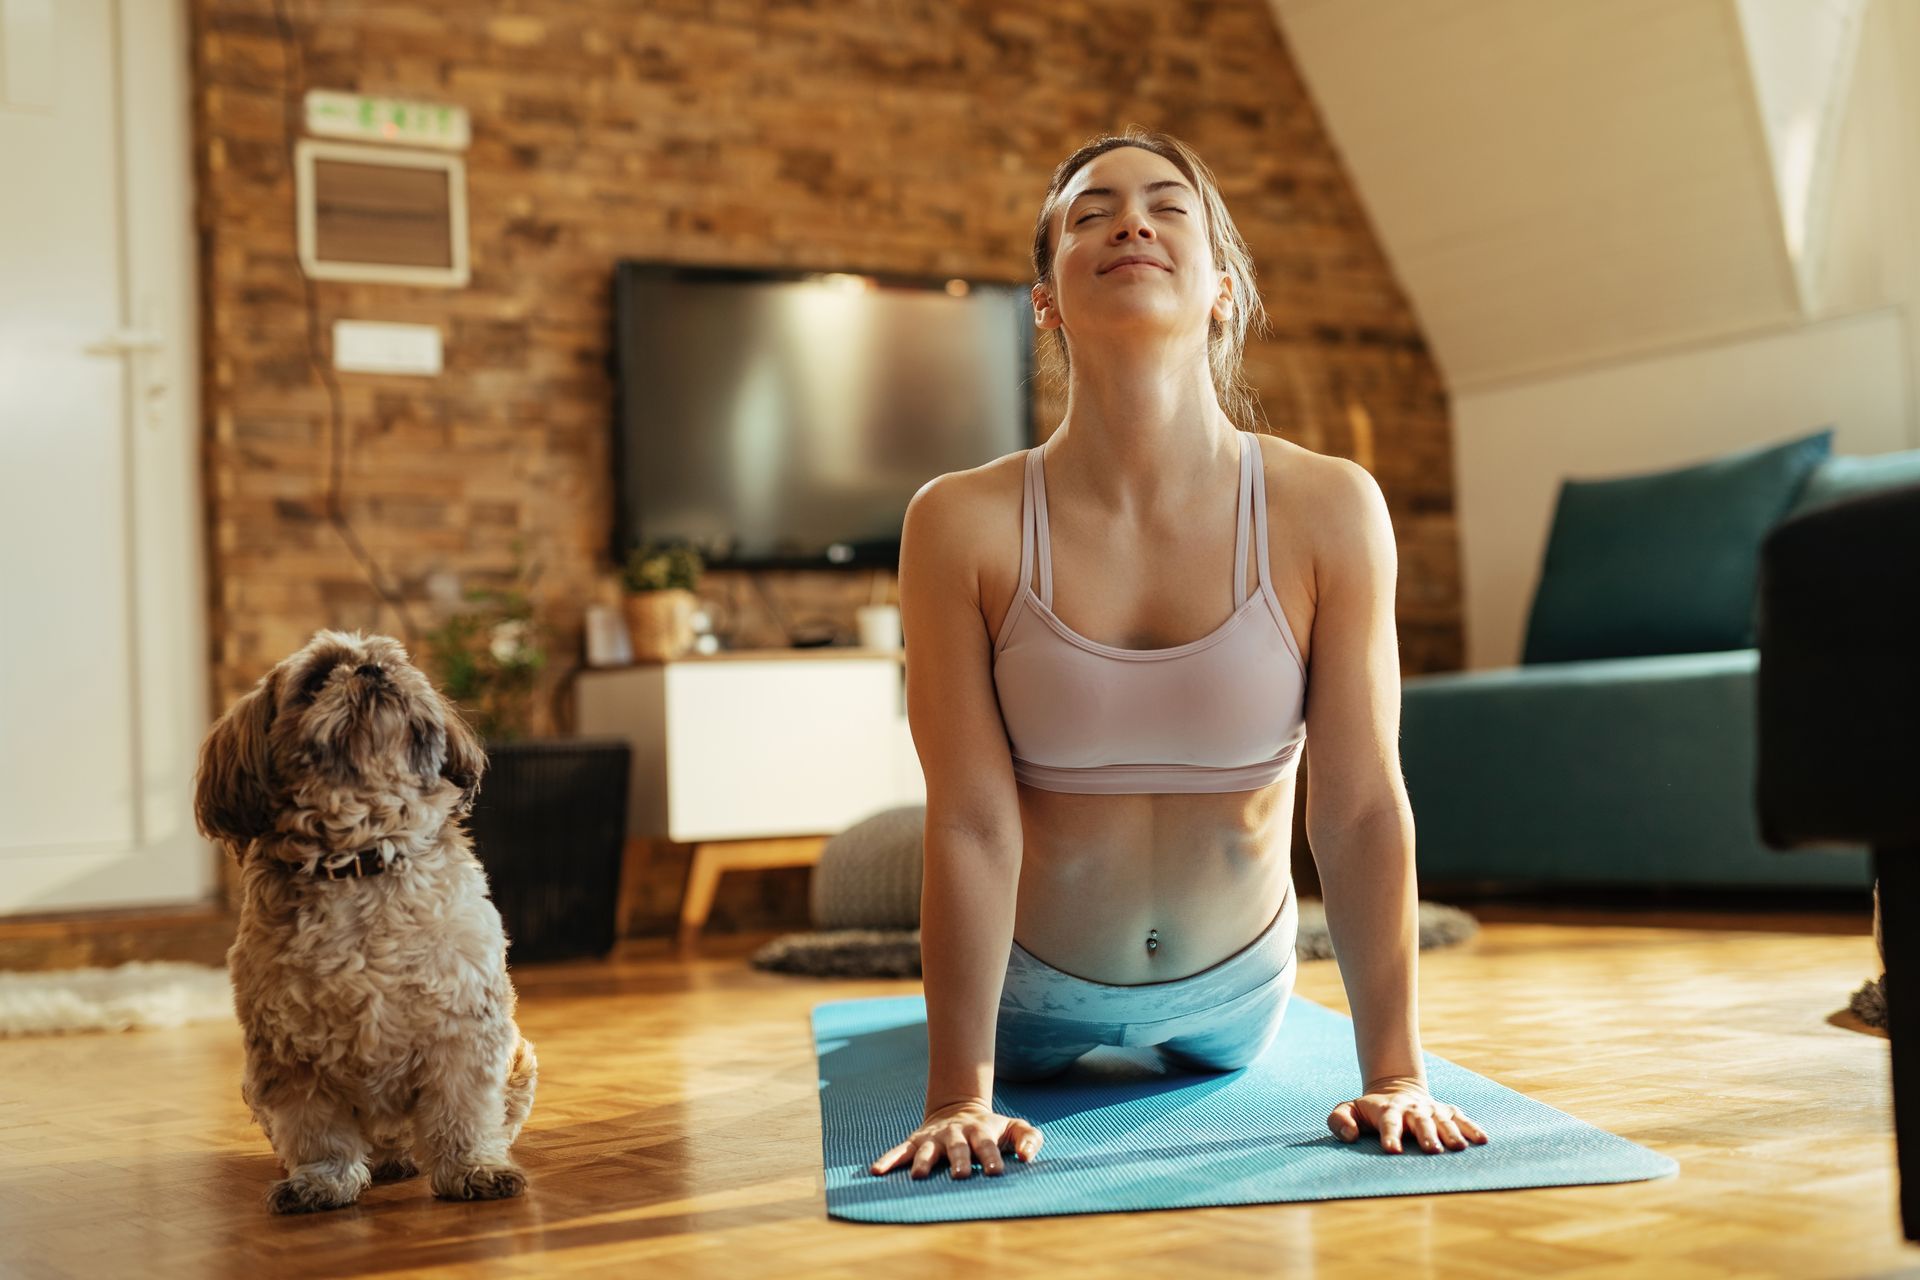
[993,889,1299,1081]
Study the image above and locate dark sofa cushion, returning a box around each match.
[1521,429,1832,664]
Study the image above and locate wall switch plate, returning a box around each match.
[331,320,443,375]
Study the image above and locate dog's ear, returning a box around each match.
[441,697,486,816]
[412,691,487,817]
[194,669,281,856]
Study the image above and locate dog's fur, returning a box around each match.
[194,629,536,1214]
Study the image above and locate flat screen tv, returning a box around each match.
[611,261,1035,570]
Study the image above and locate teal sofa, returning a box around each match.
[1403,431,1920,893]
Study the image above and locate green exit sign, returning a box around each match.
[303,90,470,150]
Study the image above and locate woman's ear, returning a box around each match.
[1032,284,1061,332]
[1211,275,1234,325]
[193,669,281,856]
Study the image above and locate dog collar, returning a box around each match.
[311,847,401,880]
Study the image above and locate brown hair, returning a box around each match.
[1030,126,1271,431]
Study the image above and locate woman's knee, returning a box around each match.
[994,1011,1097,1081]
[1155,976,1293,1072]
[1155,1023,1279,1073]
[995,1029,1098,1080]
[994,1045,1090,1082]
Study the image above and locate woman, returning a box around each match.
[872,129,1489,1181]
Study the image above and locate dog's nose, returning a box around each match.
[356,664,386,682]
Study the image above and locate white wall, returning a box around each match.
[1453,307,1914,669]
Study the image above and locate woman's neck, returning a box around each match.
[1050,341,1239,511]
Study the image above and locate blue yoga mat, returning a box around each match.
[814,994,1676,1223]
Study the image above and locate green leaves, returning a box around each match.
[621,540,704,594]
[422,553,548,742]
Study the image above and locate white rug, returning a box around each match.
[0,961,233,1037]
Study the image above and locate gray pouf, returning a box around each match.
[1292,899,1479,960]
[809,804,925,930]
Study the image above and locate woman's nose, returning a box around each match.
[1113,219,1155,242]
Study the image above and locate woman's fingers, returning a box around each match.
[1435,1114,1468,1151]
[1003,1119,1044,1162]
[1406,1109,1442,1153]
[869,1141,913,1175]
[969,1125,1004,1176]
[875,1115,1046,1179]
[944,1133,975,1179]
[1453,1110,1490,1143]
[1327,1101,1361,1141]
[1377,1103,1407,1153]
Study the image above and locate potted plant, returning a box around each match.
[621,539,705,661]
[423,576,548,742]
[423,557,631,964]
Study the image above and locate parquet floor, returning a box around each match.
[0,908,1907,1279]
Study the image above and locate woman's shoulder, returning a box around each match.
[907,449,1029,532]
[1246,432,1389,599]
[902,450,1030,574]
[1248,431,1380,520]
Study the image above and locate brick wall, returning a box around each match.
[192,0,1459,930]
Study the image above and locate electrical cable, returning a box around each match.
[269,0,421,644]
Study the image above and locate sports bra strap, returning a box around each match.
[1017,447,1037,602]
[1249,431,1273,596]
[1029,434,1260,613]
[1233,431,1253,606]
[1030,446,1054,606]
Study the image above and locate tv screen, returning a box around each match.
[611,261,1034,570]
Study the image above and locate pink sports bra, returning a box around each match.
[992,430,1308,795]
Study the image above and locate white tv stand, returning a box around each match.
[574,648,925,942]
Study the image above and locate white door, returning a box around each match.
[0,0,210,914]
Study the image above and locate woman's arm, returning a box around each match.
[920,823,1020,1110]
[1312,806,1423,1089]
[870,470,1044,1178]
[1299,458,1487,1154]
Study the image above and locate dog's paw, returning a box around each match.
[431,1162,527,1201]
[266,1175,364,1215]
[369,1153,420,1184]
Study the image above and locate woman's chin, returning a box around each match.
[1067,308,1211,341]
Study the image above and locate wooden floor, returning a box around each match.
[0,908,1908,1279]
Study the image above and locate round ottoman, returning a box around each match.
[810,804,925,930]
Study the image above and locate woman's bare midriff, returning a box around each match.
[975,433,1320,987]
[1011,779,1298,984]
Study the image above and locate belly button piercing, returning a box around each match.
[1146,928,1159,954]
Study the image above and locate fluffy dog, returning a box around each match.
[194,628,537,1214]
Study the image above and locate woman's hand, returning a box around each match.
[1327,1076,1489,1154]
[869,1100,1044,1179]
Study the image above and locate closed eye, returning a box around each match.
[1075,206,1185,224]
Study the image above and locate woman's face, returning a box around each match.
[1035,146,1232,355]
